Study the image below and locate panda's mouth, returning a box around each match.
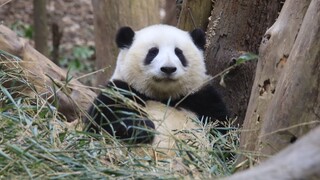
[152,76,178,82]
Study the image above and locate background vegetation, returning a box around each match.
[1,0,320,179]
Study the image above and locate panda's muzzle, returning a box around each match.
[153,77,177,82]
[152,75,178,82]
[152,66,178,82]
[160,66,177,75]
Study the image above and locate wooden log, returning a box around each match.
[226,126,320,180]
[0,24,96,122]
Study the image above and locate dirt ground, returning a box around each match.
[0,0,96,85]
[0,0,95,58]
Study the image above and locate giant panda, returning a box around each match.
[87,24,229,155]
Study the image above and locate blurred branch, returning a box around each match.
[33,0,49,57]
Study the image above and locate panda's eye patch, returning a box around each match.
[145,47,159,65]
[175,48,187,67]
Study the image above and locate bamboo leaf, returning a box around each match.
[236,52,259,65]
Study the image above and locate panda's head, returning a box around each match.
[111,24,209,100]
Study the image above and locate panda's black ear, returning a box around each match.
[116,26,135,49]
[190,28,206,50]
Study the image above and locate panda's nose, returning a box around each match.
[160,66,177,75]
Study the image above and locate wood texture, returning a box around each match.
[205,0,282,125]
[162,0,178,26]
[91,0,160,86]
[0,25,96,122]
[226,126,320,180]
[258,0,320,158]
[33,0,49,57]
[177,0,212,31]
[239,0,313,164]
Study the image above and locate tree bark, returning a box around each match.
[258,0,320,158]
[205,0,282,125]
[0,25,96,122]
[51,21,63,65]
[239,0,319,165]
[177,0,212,31]
[91,0,160,86]
[162,0,178,26]
[225,126,320,180]
[33,0,49,57]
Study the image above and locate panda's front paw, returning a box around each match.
[120,119,155,144]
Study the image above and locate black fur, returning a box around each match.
[87,80,154,144]
[144,47,159,65]
[175,85,229,124]
[190,28,206,50]
[116,27,135,49]
[175,48,187,67]
[87,80,229,143]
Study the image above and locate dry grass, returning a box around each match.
[0,50,240,179]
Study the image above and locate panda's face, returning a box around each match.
[112,25,209,100]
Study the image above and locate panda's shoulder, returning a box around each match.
[173,83,222,104]
[174,83,229,121]
[107,80,131,90]
[99,80,150,104]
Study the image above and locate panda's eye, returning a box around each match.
[175,47,187,67]
[149,47,159,55]
[175,48,183,55]
[145,47,159,65]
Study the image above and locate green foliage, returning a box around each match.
[11,21,33,39]
[59,45,95,72]
[218,52,258,87]
[235,52,259,65]
[10,21,95,74]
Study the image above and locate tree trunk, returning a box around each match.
[205,0,282,125]
[51,21,63,64]
[177,0,212,31]
[91,0,160,86]
[33,0,49,57]
[225,126,320,180]
[258,0,320,158]
[239,0,319,166]
[162,0,178,26]
[0,25,96,122]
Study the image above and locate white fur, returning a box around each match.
[144,101,208,157]
[111,24,209,100]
